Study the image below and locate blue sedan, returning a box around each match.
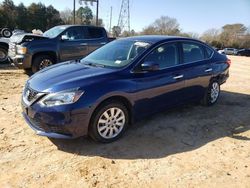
[22,36,230,142]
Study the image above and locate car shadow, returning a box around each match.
[50,91,250,159]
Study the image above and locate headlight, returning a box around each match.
[38,89,84,107]
[17,45,27,54]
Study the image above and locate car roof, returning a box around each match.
[119,35,201,44]
[58,25,105,29]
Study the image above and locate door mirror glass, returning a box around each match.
[141,61,159,71]
[61,35,69,41]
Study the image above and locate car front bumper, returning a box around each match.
[9,54,32,69]
[21,100,91,139]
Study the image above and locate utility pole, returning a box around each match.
[73,0,76,24]
[96,0,99,26]
[78,0,99,26]
[109,6,112,33]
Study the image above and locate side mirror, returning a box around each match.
[61,35,69,41]
[141,61,159,71]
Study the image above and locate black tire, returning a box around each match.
[89,101,129,143]
[1,28,12,38]
[202,80,220,106]
[32,55,54,73]
[23,68,33,76]
[0,46,8,63]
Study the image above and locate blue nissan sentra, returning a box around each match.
[22,36,230,143]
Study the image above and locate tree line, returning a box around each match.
[120,16,250,49]
[0,0,63,31]
[0,0,102,32]
[1,0,249,49]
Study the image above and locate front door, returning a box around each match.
[133,42,186,118]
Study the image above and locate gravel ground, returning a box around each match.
[0,56,249,188]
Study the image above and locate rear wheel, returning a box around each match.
[0,46,8,63]
[32,55,54,73]
[202,80,220,106]
[89,102,129,143]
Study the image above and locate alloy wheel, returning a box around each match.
[210,82,220,103]
[39,59,53,70]
[97,107,126,139]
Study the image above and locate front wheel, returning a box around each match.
[32,55,54,73]
[89,102,129,143]
[202,80,220,106]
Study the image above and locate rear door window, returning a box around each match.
[182,42,205,63]
[86,27,104,39]
[205,47,213,58]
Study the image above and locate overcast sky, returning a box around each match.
[8,0,250,34]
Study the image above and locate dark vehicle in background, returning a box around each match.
[236,49,250,57]
[8,25,111,73]
[22,36,230,143]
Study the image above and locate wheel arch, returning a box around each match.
[88,95,134,132]
[32,51,57,65]
[0,42,9,50]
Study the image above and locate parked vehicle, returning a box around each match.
[9,25,112,73]
[21,36,230,142]
[0,37,9,63]
[222,48,238,55]
[236,49,250,57]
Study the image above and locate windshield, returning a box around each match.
[43,26,67,38]
[82,39,151,68]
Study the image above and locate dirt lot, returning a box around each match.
[0,56,249,188]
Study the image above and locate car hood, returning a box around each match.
[27,61,117,92]
[10,33,49,44]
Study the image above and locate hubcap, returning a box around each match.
[39,59,53,70]
[210,82,219,103]
[97,107,126,139]
[0,50,7,61]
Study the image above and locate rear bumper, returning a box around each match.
[219,70,229,85]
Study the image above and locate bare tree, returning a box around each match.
[142,16,180,35]
[201,28,220,43]
[60,8,72,24]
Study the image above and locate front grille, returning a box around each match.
[26,88,39,102]
[23,85,44,105]
[8,42,16,57]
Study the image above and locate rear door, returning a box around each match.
[179,41,213,101]
[133,42,186,118]
[85,27,108,54]
[59,26,89,61]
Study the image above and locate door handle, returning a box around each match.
[80,43,88,46]
[173,75,184,79]
[205,68,213,73]
[100,42,107,45]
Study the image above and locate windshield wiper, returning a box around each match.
[84,62,106,68]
